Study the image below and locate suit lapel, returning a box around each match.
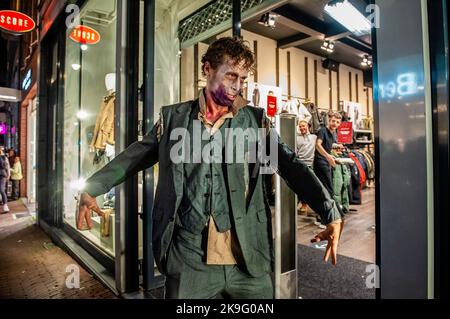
[170,101,195,210]
[226,109,248,217]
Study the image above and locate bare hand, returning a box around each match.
[79,192,104,217]
[327,155,336,168]
[310,220,344,266]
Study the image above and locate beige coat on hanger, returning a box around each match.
[90,94,116,150]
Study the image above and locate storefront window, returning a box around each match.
[63,0,117,256]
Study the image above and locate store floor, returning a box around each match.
[297,188,376,263]
[296,187,376,299]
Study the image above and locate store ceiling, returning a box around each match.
[242,0,373,70]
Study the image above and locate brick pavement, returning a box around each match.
[0,200,117,299]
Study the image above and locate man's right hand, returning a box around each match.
[79,192,104,216]
[327,155,336,168]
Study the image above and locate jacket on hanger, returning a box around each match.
[90,92,116,150]
[298,102,312,124]
[306,103,321,133]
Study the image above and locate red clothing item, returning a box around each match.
[349,152,366,185]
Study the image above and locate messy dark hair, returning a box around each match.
[329,112,343,120]
[201,36,255,76]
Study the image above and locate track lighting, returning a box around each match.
[258,12,277,28]
[321,40,335,53]
[361,55,373,67]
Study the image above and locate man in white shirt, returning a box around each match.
[296,120,317,215]
[296,119,317,167]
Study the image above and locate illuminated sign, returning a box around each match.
[22,69,32,91]
[0,10,35,33]
[0,124,6,135]
[379,73,419,99]
[69,25,100,44]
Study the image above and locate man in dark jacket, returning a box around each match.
[78,37,343,299]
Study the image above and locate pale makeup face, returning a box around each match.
[329,117,342,131]
[204,57,249,107]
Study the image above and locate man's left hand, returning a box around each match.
[310,220,344,266]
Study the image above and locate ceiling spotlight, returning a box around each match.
[258,12,277,28]
[321,40,335,53]
[361,55,372,67]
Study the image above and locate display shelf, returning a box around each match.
[355,140,374,144]
[354,129,372,134]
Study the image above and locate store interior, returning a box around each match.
[179,0,376,299]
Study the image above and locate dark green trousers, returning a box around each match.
[164,226,273,299]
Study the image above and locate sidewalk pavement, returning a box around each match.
[0,199,117,299]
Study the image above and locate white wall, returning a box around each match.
[180,28,374,117]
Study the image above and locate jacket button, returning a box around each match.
[204,193,210,198]
[205,174,211,178]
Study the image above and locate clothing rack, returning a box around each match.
[281,94,309,101]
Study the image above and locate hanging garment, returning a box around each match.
[360,150,375,180]
[347,162,361,205]
[306,103,321,133]
[319,111,329,128]
[353,150,369,180]
[252,87,260,107]
[349,152,367,186]
[332,162,351,213]
[281,99,299,116]
[298,102,312,124]
[90,92,116,151]
[363,116,374,131]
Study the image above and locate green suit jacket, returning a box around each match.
[84,100,342,277]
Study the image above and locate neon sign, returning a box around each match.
[0,124,6,135]
[0,10,35,33]
[69,25,101,45]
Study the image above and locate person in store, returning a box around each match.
[314,112,344,199]
[77,36,343,299]
[295,119,317,216]
[10,156,23,201]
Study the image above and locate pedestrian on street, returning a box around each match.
[78,37,344,299]
[0,147,10,212]
[10,156,23,201]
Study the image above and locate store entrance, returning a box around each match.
[178,0,376,299]
[174,0,447,299]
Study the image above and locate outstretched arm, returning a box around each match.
[264,116,344,265]
[77,118,161,221]
[83,118,161,198]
